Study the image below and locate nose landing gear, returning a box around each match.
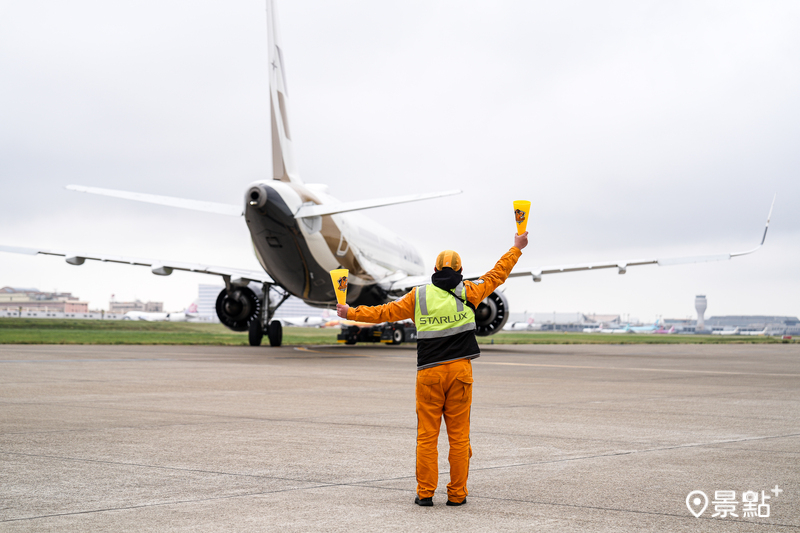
[248,283,290,347]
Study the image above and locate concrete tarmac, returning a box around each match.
[1,343,798,532]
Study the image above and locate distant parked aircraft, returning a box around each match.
[122,302,199,322]
[628,321,662,333]
[712,327,740,336]
[653,326,675,334]
[279,316,325,327]
[122,311,197,322]
[740,328,768,336]
[599,325,633,334]
[503,318,541,331]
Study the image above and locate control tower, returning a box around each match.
[695,295,707,332]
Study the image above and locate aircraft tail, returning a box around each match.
[267,0,300,184]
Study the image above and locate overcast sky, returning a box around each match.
[1,0,798,322]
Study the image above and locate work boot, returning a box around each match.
[415,495,433,507]
[446,497,467,506]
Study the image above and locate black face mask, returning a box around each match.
[431,267,463,290]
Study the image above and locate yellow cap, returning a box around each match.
[435,250,462,271]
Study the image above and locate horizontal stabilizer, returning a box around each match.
[294,190,462,218]
[67,185,242,216]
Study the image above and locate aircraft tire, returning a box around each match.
[248,319,263,346]
[268,320,283,347]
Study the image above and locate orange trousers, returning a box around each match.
[415,359,474,501]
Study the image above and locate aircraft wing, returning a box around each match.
[507,252,732,283]
[387,195,774,292]
[508,195,773,283]
[387,249,754,294]
[0,245,273,285]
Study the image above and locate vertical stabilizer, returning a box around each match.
[267,0,299,183]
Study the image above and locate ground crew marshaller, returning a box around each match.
[336,231,528,507]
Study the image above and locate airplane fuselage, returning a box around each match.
[245,180,425,307]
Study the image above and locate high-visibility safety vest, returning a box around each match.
[414,282,481,370]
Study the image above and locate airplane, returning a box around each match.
[121,302,200,322]
[653,326,675,334]
[712,327,740,335]
[278,308,334,328]
[740,327,769,336]
[0,0,776,348]
[503,318,542,331]
[599,325,633,334]
[122,311,196,322]
[278,316,325,328]
[628,321,662,333]
[281,307,352,327]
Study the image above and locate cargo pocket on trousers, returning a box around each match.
[456,375,473,403]
[417,375,440,402]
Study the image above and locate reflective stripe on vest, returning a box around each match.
[414,283,476,340]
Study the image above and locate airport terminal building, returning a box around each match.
[664,316,800,335]
[108,299,163,314]
[707,315,799,335]
[506,312,623,331]
[0,287,88,313]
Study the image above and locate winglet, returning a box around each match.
[731,193,775,257]
[761,193,776,246]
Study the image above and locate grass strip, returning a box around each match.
[0,318,790,345]
[0,318,336,345]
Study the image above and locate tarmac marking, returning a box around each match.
[458,432,800,484]
[288,346,373,358]
[481,361,800,377]
[4,434,800,526]
[10,484,790,529]
[462,493,800,528]
[0,483,337,524]
[0,450,327,485]
[344,482,800,529]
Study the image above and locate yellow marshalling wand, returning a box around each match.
[513,200,530,235]
[330,269,349,305]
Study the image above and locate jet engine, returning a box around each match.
[215,287,261,332]
[474,290,510,336]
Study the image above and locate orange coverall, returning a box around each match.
[347,246,522,501]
